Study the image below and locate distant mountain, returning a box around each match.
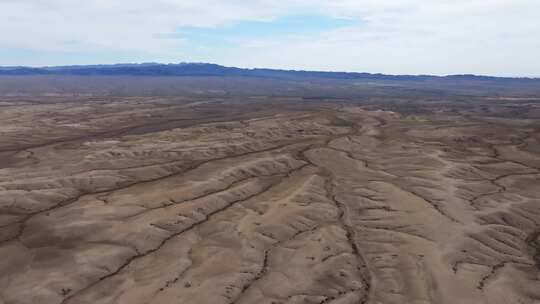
[0,63,537,82]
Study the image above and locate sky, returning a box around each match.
[1,0,539,76]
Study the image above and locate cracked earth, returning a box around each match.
[1,97,539,304]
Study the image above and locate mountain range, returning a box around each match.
[1,63,537,82]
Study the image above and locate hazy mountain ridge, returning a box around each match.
[1,63,538,82]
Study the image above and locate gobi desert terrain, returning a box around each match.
[1,72,540,304]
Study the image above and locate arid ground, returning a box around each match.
[1,81,540,304]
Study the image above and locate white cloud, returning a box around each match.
[1,0,539,76]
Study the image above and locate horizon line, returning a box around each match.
[1,62,539,80]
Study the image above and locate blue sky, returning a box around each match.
[160,15,357,60]
[173,15,356,40]
[1,0,539,76]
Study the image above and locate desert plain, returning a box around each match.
[0,77,540,304]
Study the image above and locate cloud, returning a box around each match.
[1,0,539,76]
